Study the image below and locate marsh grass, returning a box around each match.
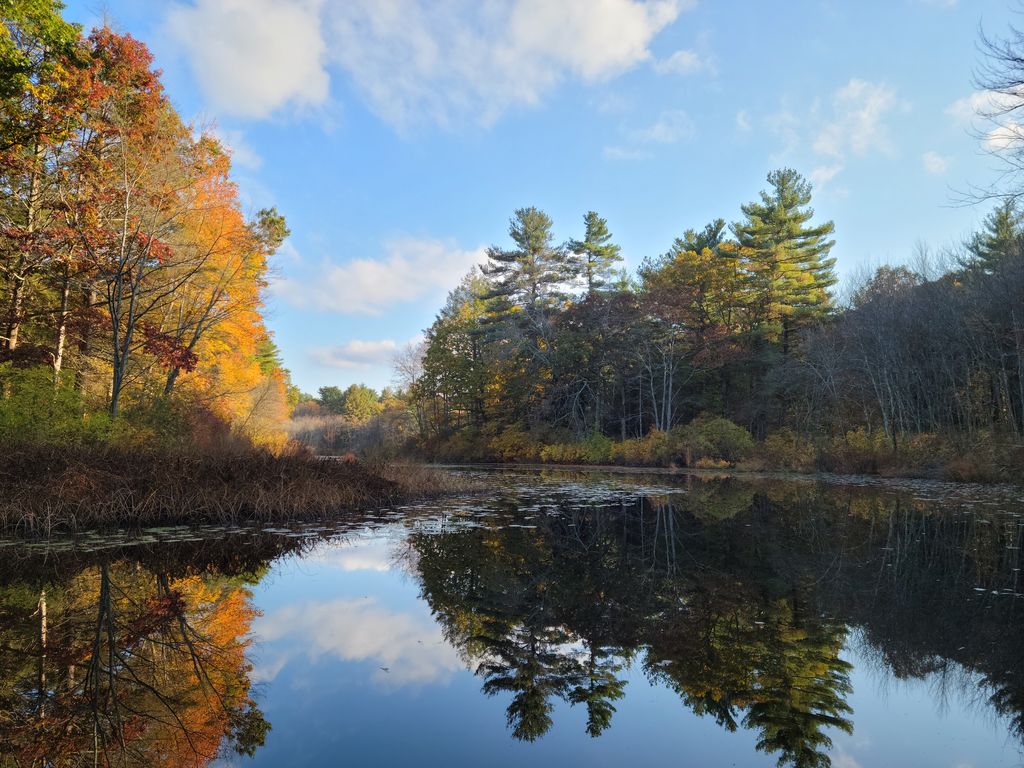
[0,444,467,536]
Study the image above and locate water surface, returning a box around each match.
[1,468,1022,767]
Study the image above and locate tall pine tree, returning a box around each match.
[967,199,1022,273]
[569,211,622,294]
[733,168,836,350]
[482,207,572,314]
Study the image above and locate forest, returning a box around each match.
[3,0,1023,502]
[298,170,1024,483]
[0,2,463,531]
[376,175,1024,481]
[0,5,296,447]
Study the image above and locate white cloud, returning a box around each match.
[761,79,903,188]
[831,751,863,768]
[946,89,1024,126]
[309,340,401,370]
[735,109,752,133]
[325,0,687,128]
[922,150,950,174]
[604,108,694,161]
[253,596,464,686]
[166,0,329,119]
[984,123,1024,151]
[632,109,696,143]
[270,237,486,316]
[946,90,1024,153]
[210,127,262,169]
[813,79,900,158]
[310,337,423,370]
[810,163,844,190]
[167,0,694,127]
[307,538,399,571]
[603,145,652,160]
[653,48,705,75]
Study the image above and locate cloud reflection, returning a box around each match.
[253,596,464,687]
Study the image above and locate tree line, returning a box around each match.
[405,169,1023,478]
[1,1,293,447]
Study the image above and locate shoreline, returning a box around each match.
[439,460,1024,491]
[0,445,468,537]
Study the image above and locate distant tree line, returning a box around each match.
[288,383,415,456]
[405,169,1023,478]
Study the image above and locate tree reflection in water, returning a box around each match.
[408,474,1024,767]
[0,536,311,767]
[0,472,1021,768]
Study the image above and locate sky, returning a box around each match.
[61,0,1020,394]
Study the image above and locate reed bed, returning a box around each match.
[0,445,467,536]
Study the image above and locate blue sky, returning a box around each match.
[63,0,1017,394]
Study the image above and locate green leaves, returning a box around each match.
[0,0,81,100]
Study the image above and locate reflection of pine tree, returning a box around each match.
[409,486,1024,764]
[743,605,853,768]
[474,618,580,741]
[568,643,627,737]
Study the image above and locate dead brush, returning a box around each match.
[0,444,464,536]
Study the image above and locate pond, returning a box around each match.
[1,467,1023,767]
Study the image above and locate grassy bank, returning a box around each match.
[0,444,465,536]
[421,419,1024,484]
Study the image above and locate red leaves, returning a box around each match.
[85,27,164,133]
[0,225,76,259]
[142,324,198,372]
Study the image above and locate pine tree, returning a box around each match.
[967,199,1022,273]
[733,169,836,349]
[569,211,622,294]
[482,207,572,314]
[674,218,728,254]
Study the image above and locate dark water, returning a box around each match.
[2,468,1024,768]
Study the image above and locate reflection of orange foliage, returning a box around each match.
[0,565,261,767]
[145,576,259,768]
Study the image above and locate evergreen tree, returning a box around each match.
[317,386,345,414]
[675,218,728,254]
[482,207,572,315]
[967,199,1022,273]
[733,169,836,348]
[569,211,622,294]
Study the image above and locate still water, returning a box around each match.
[2,468,1023,767]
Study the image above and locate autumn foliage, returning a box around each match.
[1,3,293,448]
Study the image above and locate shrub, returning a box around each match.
[820,428,888,474]
[671,416,754,465]
[536,432,614,465]
[757,429,817,471]
[888,432,953,477]
[488,428,540,462]
[432,429,491,462]
[0,365,98,445]
[610,430,671,466]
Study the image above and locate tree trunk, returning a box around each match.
[5,137,44,353]
[76,284,96,395]
[52,265,71,383]
[37,590,47,717]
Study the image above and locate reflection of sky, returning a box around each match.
[253,595,464,687]
[220,527,1024,768]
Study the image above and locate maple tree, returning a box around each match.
[0,3,294,446]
